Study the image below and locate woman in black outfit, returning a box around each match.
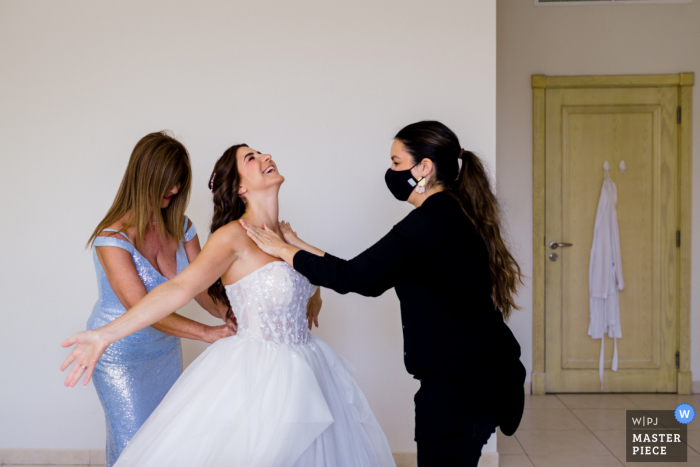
[241,121,526,467]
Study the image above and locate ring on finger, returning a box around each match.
[81,365,88,370]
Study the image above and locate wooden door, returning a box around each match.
[544,86,679,392]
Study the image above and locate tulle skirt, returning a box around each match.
[113,334,396,467]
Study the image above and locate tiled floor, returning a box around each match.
[500,393,700,467]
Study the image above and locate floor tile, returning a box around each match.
[557,394,638,409]
[529,455,623,466]
[498,429,526,454]
[523,395,566,409]
[683,401,700,431]
[515,429,611,457]
[688,431,700,454]
[593,430,628,459]
[624,394,699,410]
[518,409,587,430]
[499,454,535,467]
[572,408,628,431]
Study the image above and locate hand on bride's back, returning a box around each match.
[204,323,236,344]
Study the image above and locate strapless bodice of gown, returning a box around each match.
[225,261,316,345]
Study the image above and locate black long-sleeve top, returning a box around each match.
[294,191,525,441]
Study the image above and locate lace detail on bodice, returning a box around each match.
[224,262,317,345]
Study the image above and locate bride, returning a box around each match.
[61,144,396,467]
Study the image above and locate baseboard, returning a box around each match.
[693,380,700,394]
[0,449,498,466]
[392,452,417,467]
[0,448,105,465]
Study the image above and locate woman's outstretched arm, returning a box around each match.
[60,228,239,388]
[96,236,234,341]
[276,220,326,257]
[183,229,236,326]
[240,211,445,297]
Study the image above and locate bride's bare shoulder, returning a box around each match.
[208,220,250,248]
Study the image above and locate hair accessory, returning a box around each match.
[416,177,426,194]
[209,172,216,192]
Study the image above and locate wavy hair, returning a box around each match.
[395,121,523,320]
[206,144,249,309]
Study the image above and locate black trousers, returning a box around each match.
[416,413,497,467]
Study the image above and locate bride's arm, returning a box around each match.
[60,228,239,388]
[183,229,233,322]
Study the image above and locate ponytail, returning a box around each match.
[207,144,249,311]
[395,121,523,320]
[451,149,523,320]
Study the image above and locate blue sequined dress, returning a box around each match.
[86,217,197,467]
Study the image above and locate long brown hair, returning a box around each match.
[206,144,249,308]
[395,121,523,320]
[87,131,192,248]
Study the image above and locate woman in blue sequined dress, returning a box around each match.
[84,132,236,467]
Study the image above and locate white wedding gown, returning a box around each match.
[114,261,396,467]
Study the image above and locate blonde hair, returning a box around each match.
[87,131,192,248]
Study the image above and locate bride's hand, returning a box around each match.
[306,288,322,330]
[239,220,287,258]
[279,221,302,248]
[60,330,110,388]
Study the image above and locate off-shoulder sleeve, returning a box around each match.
[184,216,197,242]
[293,208,447,297]
[93,236,135,254]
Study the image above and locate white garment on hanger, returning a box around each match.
[588,176,624,390]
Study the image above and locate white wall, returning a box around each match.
[0,0,496,451]
[497,0,700,390]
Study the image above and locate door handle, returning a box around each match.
[549,241,573,250]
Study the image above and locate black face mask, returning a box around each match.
[385,163,422,201]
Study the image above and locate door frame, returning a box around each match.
[531,73,694,395]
